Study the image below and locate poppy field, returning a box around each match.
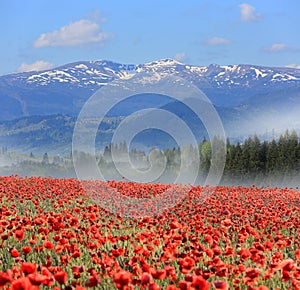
[0,176,299,289]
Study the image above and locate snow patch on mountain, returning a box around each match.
[75,64,88,70]
[220,65,238,72]
[252,68,268,78]
[272,73,299,82]
[117,71,136,80]
[145,58,183,67]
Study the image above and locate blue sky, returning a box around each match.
[1,0,300,74]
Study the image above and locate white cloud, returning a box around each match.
[265,43,288,52]
[174,52,187,62]
[17,61,54,72]
[239,3,261,22]
[204,37,232,46]
[286,64,300,69]
[33,20,110,48]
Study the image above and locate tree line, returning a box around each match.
[2,130,300,187]
[201,129,300,186]
[165,129,300,186]
[93,129,300,186]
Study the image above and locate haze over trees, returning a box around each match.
[1,130,300,187]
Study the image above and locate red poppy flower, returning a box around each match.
[21,262,37,276]
[245,268,261,279]
[85,275,101,287]
[10,248,20,258]
[21,246,32,255]
[1,233,9,241]
[239,248,251,260]
[14,230,24,241]
[221,219,232,228]
[141,272,152,285]
[178,280,190,290]
[170,221,182,230]
[179,257,195,274]
[281,259,295,272]
[113,271,132,288]
[151,269,166,280]
[27,273,48,286]
[72,251,82,259]
[204,235,213,246]
[191,276,210,290]
[44,241,54,250]
[76,286,87,290]
[111,247,125,257]
[11,277,39,290]
[166,286,179,290]
[0,270,13,287]
[148,282,160,290]
[213,280,229,290]
[282,270,292,282]
[54,271,67,285]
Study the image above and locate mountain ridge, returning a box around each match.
[1,58,300,121]
[1,59,300,155]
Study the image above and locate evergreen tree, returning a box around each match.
[266,139,278,173]
[42,153,49,164]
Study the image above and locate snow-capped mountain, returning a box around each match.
[1,58,300,120]
[1,59,300,154]
[21,58,300,89]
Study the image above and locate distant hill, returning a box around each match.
[0,115,122,155]
[1,59,300,154]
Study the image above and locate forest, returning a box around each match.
[1,130,300,187]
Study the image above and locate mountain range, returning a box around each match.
[1,58,300,154]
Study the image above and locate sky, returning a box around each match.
[1,0,300,75]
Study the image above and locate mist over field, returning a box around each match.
[1,88,300,188]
